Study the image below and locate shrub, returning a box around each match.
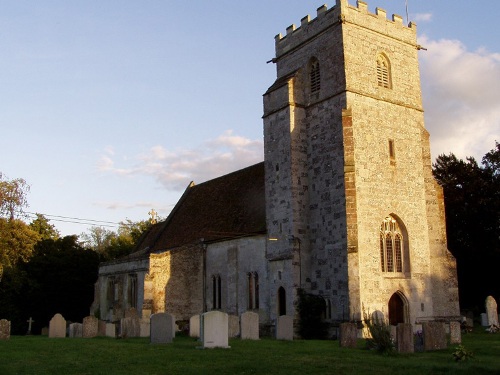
[452,345,474,362]
[363,311,395,354]
[296,289,328,339]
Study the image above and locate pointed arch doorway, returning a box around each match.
[388,292,407,325]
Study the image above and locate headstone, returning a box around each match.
[396,323,414,353]
[41,327,49,336]
[189,315,200,338]
[241,312,259,340]
[276,315,293,341]
[339,322,357,348]
[201,311,230,349]
[82,316,98,338]
[228,315,240,338]
[69,323,83,338]
[422,321,447,351]
[121,316,140,338]
[140,319,150,337]
[150,313,174,344]
[449,321,461,344]
[125,308,139,319]
[0,319,11,340]
[480,313,489,326]
[105,323,116,338]
[485,296,499,327]
[49,313,66,338]
[98,320,106,336]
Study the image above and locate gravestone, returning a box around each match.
[422,322,447,351]
[69,323,83,338]
[201,311,230,349]
[240,311,259,340]
[121,316,140,338]
[276,315,293,341]
[41,327,49,336]
[150,313,174,344]
[228,315,240,338]
[449,321,461,344]
[189,314,200,338]
[82,316,98,338]
[49,313,66,338]
[98,320,106,336]
[26,317,35,335]
[140,318,150,338]
[105,323,116,338]
[125,308,139,319]
[339,322,357,348]
[480,313,489,326]
[396,323,414,353]
[0,319,11,340]
[485,296,499,327]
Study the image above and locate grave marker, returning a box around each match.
[201,311,230,349]
[0,319,11,340]
[189,314,200,338]
[82,316,98,338]
[150,313,174,344]
[396,323,414,353]
[69,323,83,338]
[276,315,293,341]
[48,313,66,338]
[485,296,499,327]
[449,321,461,344]
[339,322,357,348]
[240,312,259,340]
[422,321,447,351]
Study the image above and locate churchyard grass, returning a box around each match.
[0,330,498,375]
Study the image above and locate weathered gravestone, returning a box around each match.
[189,314,200,338]
[69,323,83,338]
[201,311,230,348]
[49,313,66,338]
[228,315,240,338]
[485,296,499,327]
[422,322,447,351]
[449,321,462,344]
[105,323,116,338]
[140,318,150,338]
[339,322,358,348]
[480,313,489,326]
[241,311,259,340]
[396,323,414,353]
[98,320,106,336]
[125,307,139,319]
[150,313,174,344]
[121,316,140,338]
[82,316,98,338]
[0,319,11,340]
[276,315,294,341]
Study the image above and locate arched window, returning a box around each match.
[248,272,260,310]
[309,58,321,94]
[376,54,391,88]
[212,274,222,310]
[128,274,137,309]
[380,216,407,273]
[278,287,286,316]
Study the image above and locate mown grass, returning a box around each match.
[0,330,499,375]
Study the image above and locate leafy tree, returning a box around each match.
[29,213,60,240]
[0,173,30,220]
[433,142,500,310]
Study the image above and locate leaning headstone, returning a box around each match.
[241,311,259,340]
[0,319,11,340]
[276,315,293,341]
[396,323,414,353]
[449,321,462,344]
[228,315,240,338]
[69,323,83,338]
[121,316,140,338]
[480,313,489,326]
[49,313,66,338]
[339,322,358,348]
[422,321,447,351]
[190,315,200,338]
[105,323,116,338]
[485,296,499,327]
[201,311,230,349]
[82,316,98,338]
[150,313,174,344]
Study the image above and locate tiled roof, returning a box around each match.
[138,162,266,254]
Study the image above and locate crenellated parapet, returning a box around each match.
[274,0,417,59]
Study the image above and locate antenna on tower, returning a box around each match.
[405,0,409,25]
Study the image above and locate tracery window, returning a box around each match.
[380,216,404,272]
[309,58,321,94]
[376,54,391,88]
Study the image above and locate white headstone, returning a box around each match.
[485,296,499,326]
[150,313,174,344]
[228,315,240,338]
[276,315,293,340]
[201,311,230,349]
[189,315,200,338]
[241,312,259,340]
[48,313,66,338]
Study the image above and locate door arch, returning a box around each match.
[388,292,407,325]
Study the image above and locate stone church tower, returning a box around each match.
[263,0,460,326]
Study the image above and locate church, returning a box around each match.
[93,0,460,334]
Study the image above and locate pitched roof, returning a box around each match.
[138,162,266,254]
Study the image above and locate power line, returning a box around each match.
[25,211,122,226]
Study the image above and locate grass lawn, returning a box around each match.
[0,330,499,375]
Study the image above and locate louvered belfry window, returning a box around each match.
[377,54,391,88]
[310,59,321,94]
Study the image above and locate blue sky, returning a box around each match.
[1,1,499,236]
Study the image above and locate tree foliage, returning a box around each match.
[0,173,30,220]
[29,213,60,241]
[433,142,500,310]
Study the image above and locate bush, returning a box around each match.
[363,311,395,354]
[296,289,328,339]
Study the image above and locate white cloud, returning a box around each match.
[414,13,432,23]
[419,36,500,161]
[98,130,263,191]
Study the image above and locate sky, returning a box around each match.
[1,0,499,236]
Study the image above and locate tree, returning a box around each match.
[433,142,500,310]
[0,173,30,220]
[29,213,60,241]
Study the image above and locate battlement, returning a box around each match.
[274,0,417,58]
